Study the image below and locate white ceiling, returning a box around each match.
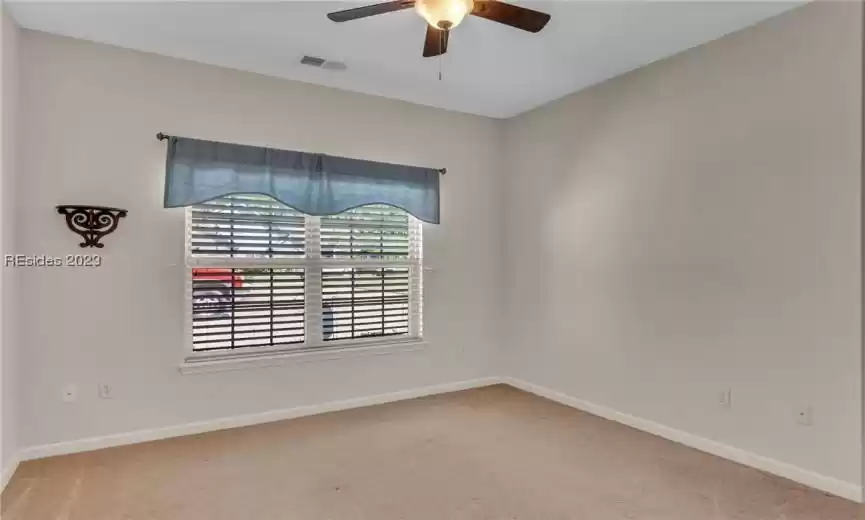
[8,1,803,118]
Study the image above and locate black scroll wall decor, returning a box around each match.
[56,205,128,248]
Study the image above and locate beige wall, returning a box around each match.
[0,4,20,481]
[503,1,862,491]
[16,31,502,448]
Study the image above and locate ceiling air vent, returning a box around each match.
[300,55,326,67]
[300,55,347,72]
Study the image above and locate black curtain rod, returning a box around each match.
[156,133,446,175]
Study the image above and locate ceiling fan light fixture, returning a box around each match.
[415,0,474,30]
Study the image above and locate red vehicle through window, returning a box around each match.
[191,268,243,319]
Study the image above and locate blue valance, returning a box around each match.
[163,136,441,224]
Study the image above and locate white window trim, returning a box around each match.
[179,338,429,375]
[182,207,423,367]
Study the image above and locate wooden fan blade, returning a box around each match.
[327,1,415,22]
[471,1,550,33]
[423,26,449,57]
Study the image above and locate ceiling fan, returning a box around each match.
[326,0,551,58]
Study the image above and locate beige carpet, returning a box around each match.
[1,385,859,520]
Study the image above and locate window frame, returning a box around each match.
[182,201,423,363]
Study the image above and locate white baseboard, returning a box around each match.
[503,377,862,503]
[1,452,20,493]
[19,376,503,462]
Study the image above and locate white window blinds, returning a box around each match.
[185,195,422,355]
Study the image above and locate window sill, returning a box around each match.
[179,339,428,375]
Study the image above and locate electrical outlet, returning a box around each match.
[98,383,113,399]
[717,388,732,409]
[62,384,77,403]
[795,405,813,426]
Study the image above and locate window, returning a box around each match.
[186,195,422,357]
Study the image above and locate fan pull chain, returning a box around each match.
[438,29,444,81]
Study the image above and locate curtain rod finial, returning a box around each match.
[156,132,169,141]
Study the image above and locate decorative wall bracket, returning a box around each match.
[56,205,128,248]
